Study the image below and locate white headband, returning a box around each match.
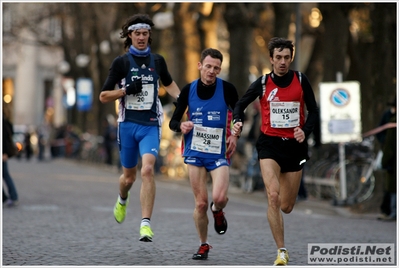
[128,23,151,31]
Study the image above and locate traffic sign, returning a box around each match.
[319,81,362,143]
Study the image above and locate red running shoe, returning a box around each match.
[192,243,212,260]
[210,202,228,235]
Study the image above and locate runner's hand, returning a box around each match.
[226,135,238,155]
[232,122,243,136]
[125,78,142,95]
[294,127,305,143]
[180,121,194,134]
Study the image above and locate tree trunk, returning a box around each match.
[368,3,397,131]
[272,3,295,39]
[172,3,201,87]
[197,3,220,50]
[224,4,253,97]
[318,4,350,82]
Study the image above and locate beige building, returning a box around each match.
[2,3,66,128]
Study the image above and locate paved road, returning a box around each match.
[2,158,396,266]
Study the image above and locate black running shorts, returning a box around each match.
[256,133,309,173]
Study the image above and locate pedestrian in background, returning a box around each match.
[3,109,19,207]
[169,48,239,260]
[24,130,33,160]
[102,114,117,166]
[37,126,46,161]
[376,98,396,145]
[376,97,396,220]
[380,105,396,221]
[3,189,8,203]
[99,13,180,242]
[232,37,319,266]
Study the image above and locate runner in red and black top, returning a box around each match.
[232,37,319,266]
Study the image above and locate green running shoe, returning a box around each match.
[114,192,129,223]
[139,226,154,242]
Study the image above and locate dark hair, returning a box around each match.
[268,37,294,59]
[200,48,223,63]
[120,14,155,50]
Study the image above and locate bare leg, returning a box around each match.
[261,158,303,248]
[120,166,137,199]
[210,166,230,210]
[189,165,209,243]
[279,170,302,214]
[261,159,285,248]
[140,153,157,219]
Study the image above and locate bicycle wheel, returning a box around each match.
[330,159,375,202]
[330,161,360,200]
[305,160,324,198]
[308,159,337,199]
[351,159,376,203]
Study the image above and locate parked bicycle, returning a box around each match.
[305,137,378,203]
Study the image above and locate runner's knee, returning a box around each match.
[268,191,280,209]
[195,200,208,214]
[121,173,135,185]
[141,164,154,178]
[212,194,228,207]
[281,203,294,214]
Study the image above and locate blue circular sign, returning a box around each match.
[330,88,350,107]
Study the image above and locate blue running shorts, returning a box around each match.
[184,156,230,172]
[118,122,160,168]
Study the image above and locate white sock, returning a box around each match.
[211,203,217,211]
[141,218,151,228]
[118,195,127,205]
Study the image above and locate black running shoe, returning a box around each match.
[192,244,212,260]
[210,202,227,235]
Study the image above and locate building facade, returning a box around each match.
[2,3,66,128]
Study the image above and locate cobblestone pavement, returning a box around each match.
[2,158,396,266]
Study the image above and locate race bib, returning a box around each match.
[270,101,300,128]
[190,125,223,154]
[126,84,154,110]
